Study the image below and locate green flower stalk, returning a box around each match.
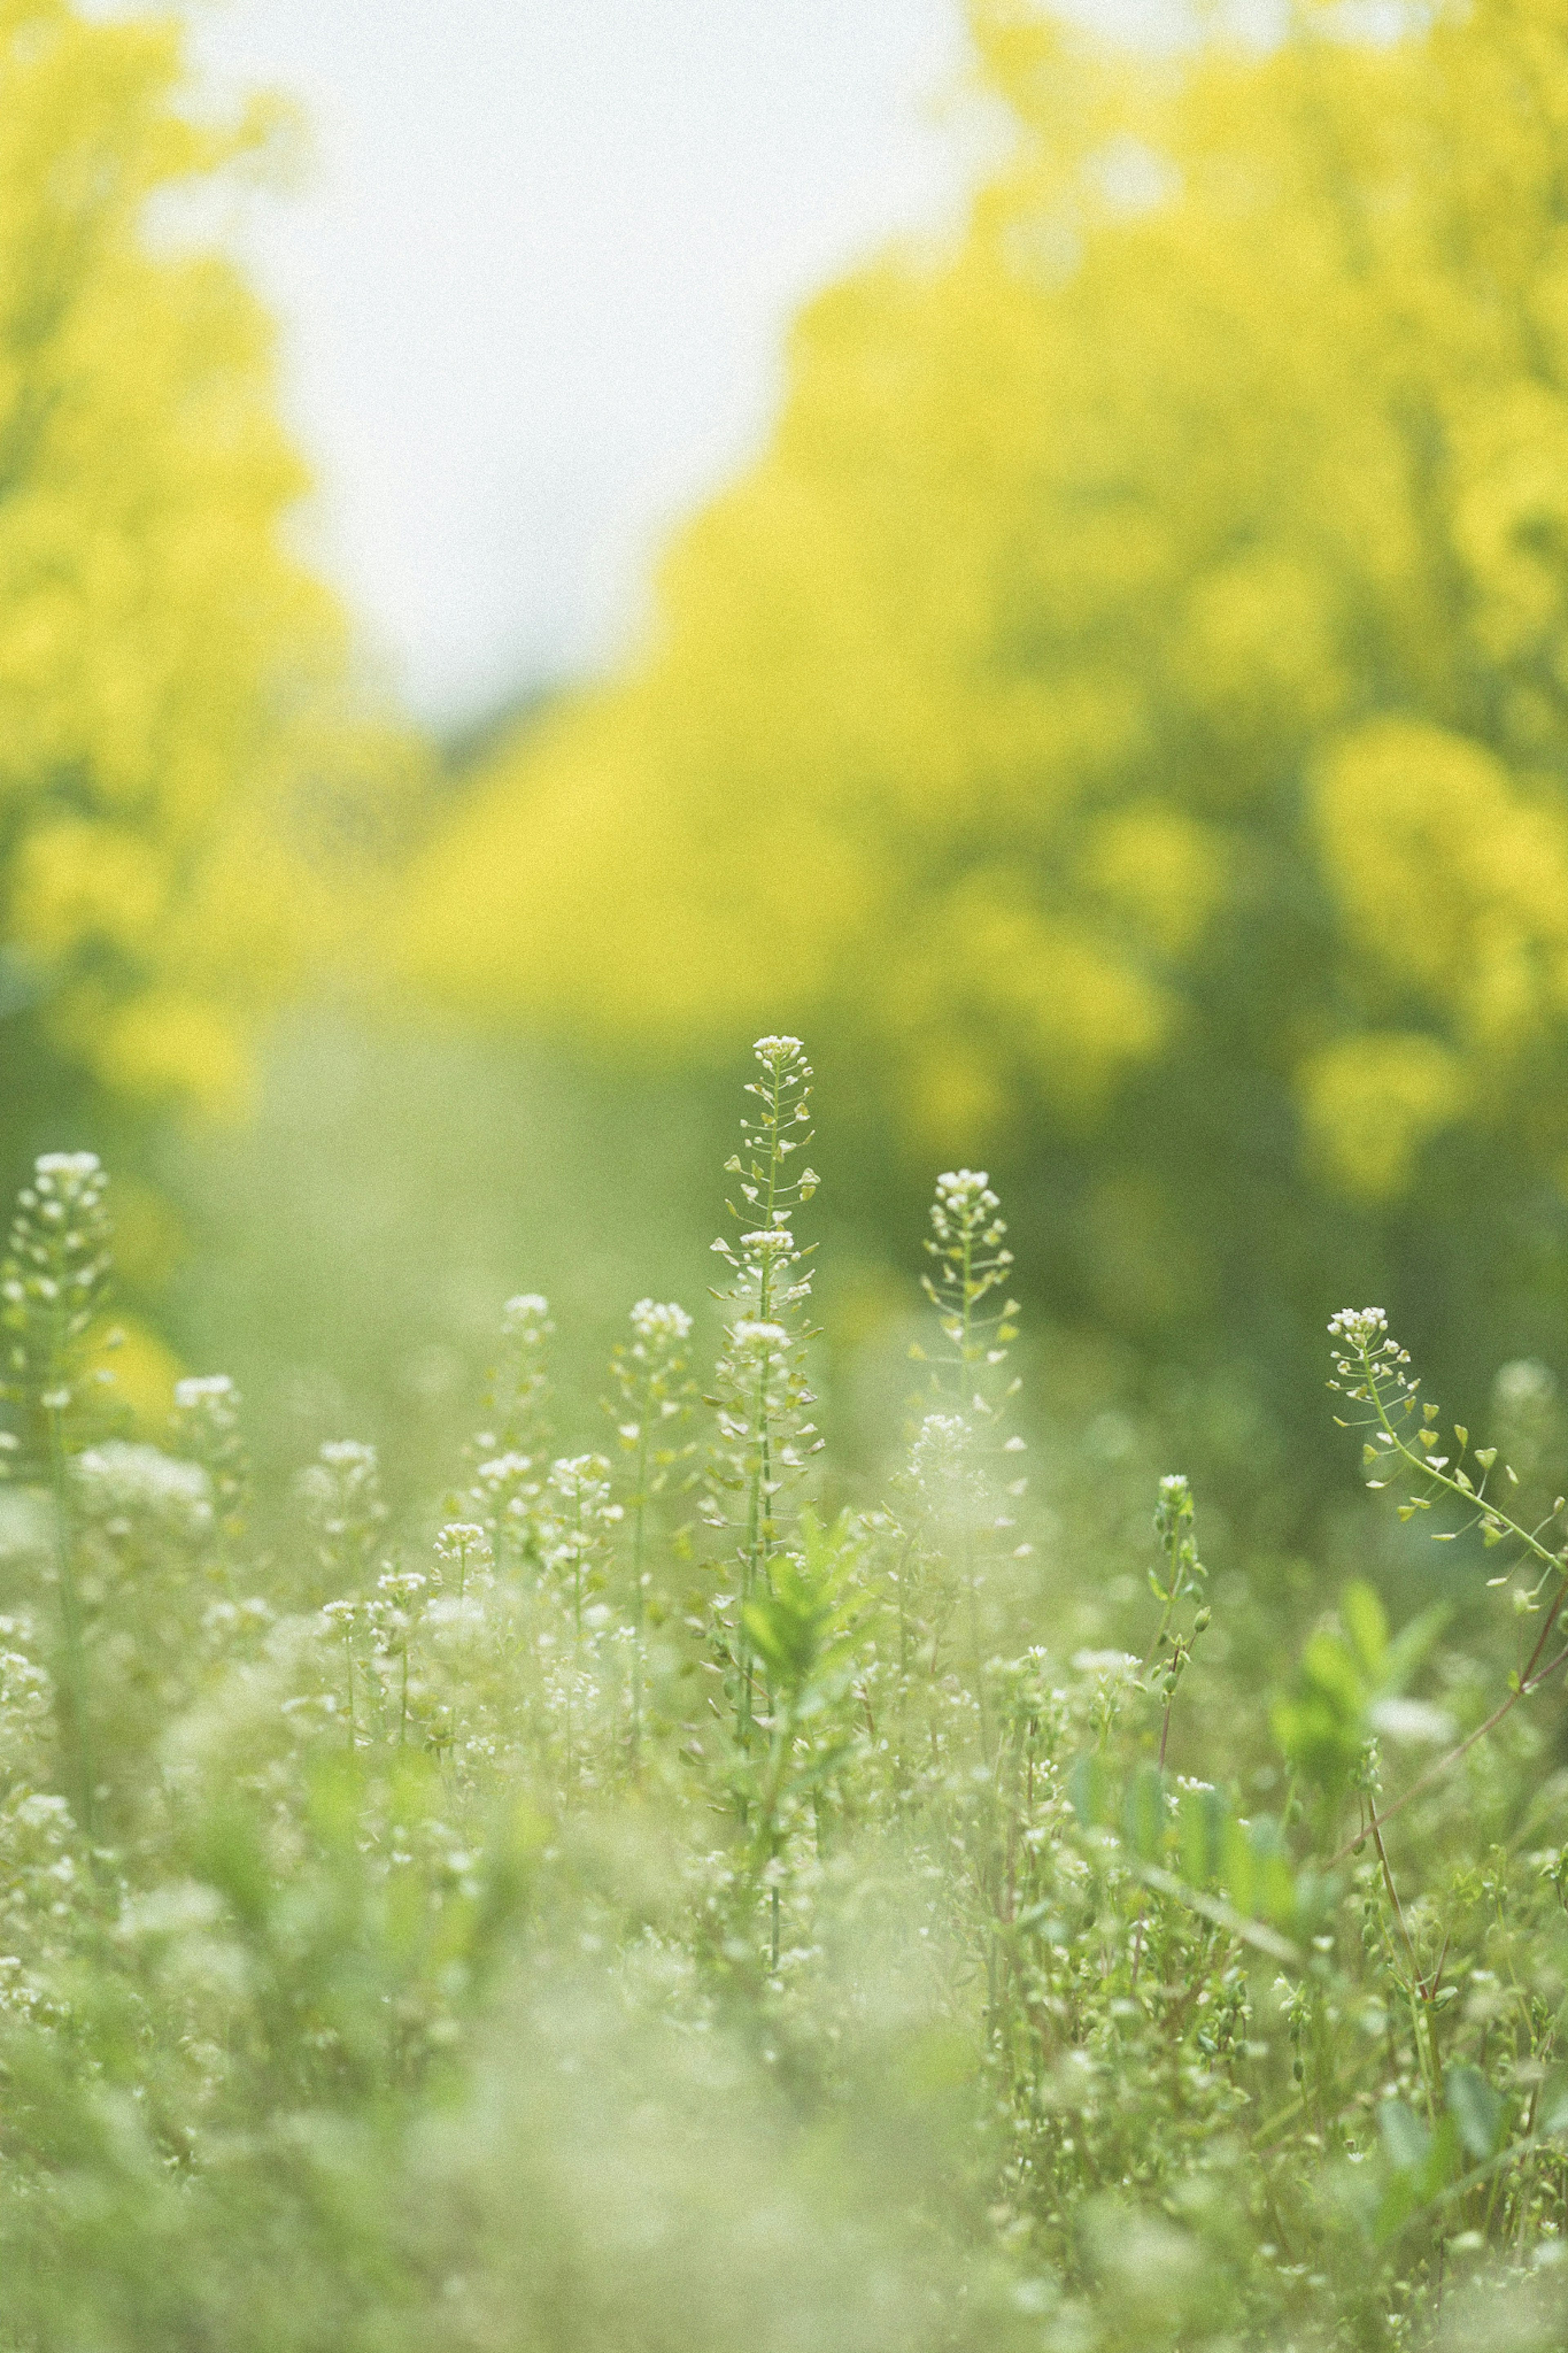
[0,1153,113,1838]
[300,1439,388,1595]
[908,1169,1027,1758]
[607,1298,697,1767]
[1323,1305,1568,1862]
[465,1294,554,1574]
[704,1036,822,1755]
[488,1292,554,1455]
[172,1372,251,1590]
[544,1452,622,1791]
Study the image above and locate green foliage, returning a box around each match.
[1274,1579,1451,1804]
[1,1036,1568,2344]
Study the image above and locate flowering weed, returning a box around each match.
[0,1047,1566,2348]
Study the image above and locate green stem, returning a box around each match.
[46,1402,92,1842]
[630,1434,647,1772]
[736,1069,786,1757]
[955,1223,991,1762]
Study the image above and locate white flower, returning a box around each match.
[1327,1307,1389,1347]
[35,1153,101,1181]
[731,1320,789,1350]
[630,1298,693,1343]
[74,1443,212,1532]
[501,1293,552,1332]
[434,1521,487,1558]
[322,1440,376,1470]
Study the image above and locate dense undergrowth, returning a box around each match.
[1,1039,1568,2349]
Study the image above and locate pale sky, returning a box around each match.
[161,0,1189,726]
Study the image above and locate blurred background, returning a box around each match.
[7,0,1568,1554]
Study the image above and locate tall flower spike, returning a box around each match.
[920,1169,1021,1429]
[706,1036,823,1752]
[0,1153,114,1838]
[543,1452,622,1641]
[905,1169,1028,1759]
[1,1153,113,1445]
[462,1292,555,1573]
[172,1373,251,1543]
[488,1293,554,1456]
[608,1298,698,1766]
[299,1439,388,1594]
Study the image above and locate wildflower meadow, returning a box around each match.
[0,1039,1562,2349]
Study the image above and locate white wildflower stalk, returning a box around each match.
[171,1372,250,1587]
[909,1169,1025,1763]
[172,1372,249,1523]
[299,1439,388,1593]
[320,1597,363,1749]
[705,1036,822,1757]
[466,1293,553,1573]
[0,1154,113,1839]
[544,1454,621,1644]
[433,1519,489,1602]
[607,1298,697,1769]
[488,1291,553,1452]
[542,1453,622,1791]
[369,1570,429,1747]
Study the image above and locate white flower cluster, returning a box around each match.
[320,1439,378,1474]
[469,1450,544,1535]
[370,1568,428,1645]
[547,1454,619,1517]
[75,1442,212,1536]
[629,1298,693,1345]
[501,1293,552,1336]
[434,1520,488,1563]
[171,1372,249,1523]
[930,1169,1007,1253]
[1327,1307,1390,1349]
[909,1411,976,1488]
[936,1168,998,1211]
[299,1441,388,1577]
[730,1319,791,1352]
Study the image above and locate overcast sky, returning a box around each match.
[165,0,1189,726]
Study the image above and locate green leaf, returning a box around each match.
[1381,1601,1452,1697]
[1069,1751,1110,1830]
[1341,1581,1388,1680]
[1178,1780,1227,1888]
[1123,1760,1167,1863]
[1537,2068,1568,2138]
[1445,2065,1503,2162]
[1378,2097,1430,2177]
